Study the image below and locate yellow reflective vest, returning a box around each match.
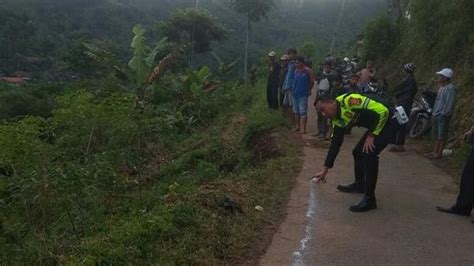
[333,93,390,136]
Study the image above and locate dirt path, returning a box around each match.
[260,96,474,265]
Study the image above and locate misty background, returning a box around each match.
[0,0,385,78]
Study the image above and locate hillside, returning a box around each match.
[360,0,474,170]
[0,0,385,78]
[0,1,401,264]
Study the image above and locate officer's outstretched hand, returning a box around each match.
[312,167,329,184]
[363,135,376,153]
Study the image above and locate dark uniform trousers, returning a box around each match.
[454,147,474,213]
[393,104,412,146]
[353,118,399,197]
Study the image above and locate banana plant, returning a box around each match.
[85,25,185,108]
[183,66,211,91]
[211,52,240,78]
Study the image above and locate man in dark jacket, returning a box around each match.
[390,63,418,152]
[267,51,280,109]
[437,126,474,221]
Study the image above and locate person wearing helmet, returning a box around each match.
[313,93,399,212]
[390,63,418,152]
[424,68,457,159]
[267,51,280,109]
[343,57,355,77]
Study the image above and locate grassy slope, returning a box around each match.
[75,85,303,265]
[375,1,474,175]
[0,81,303,265]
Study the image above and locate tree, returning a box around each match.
[230,0,274,84]
[361,14,400,63]
[159,9,227,59]
[0,8,35,71]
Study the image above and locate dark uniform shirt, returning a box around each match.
[394,74,417,113]
[324,93,391,168]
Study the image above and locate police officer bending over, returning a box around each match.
[313,93,399,212]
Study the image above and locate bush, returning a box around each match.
[0,68,297,264]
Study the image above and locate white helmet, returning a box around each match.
[343,57,350,62]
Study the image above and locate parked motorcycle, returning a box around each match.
[365,80,388,98]
[408,89,437,138]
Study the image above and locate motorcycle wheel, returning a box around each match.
[408,116,430,138]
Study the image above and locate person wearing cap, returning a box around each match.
[437,126,474,221]
[424,68,456,159]
[390,63,418,152]
[266,51,280,109]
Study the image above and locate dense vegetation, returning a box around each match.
[0,0,385,78]
[0,0,388,263]
[0,40,303,263]
[360,0,474,170]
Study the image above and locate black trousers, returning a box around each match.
[393,124,408,145]
[317,112,329,137]
[453,147,474,213]
[267,82,279,109]
[352,119,398,197]
[393,104,411,145]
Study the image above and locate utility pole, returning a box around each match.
[329,0,346,54]
[190,0,200,68]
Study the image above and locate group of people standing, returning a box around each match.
[265,48,473,220]
[266,48,380,138]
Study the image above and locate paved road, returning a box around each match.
[260,97,474,265]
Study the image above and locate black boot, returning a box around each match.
[337,182,365,193]
[436,206,471,217]
[349,196,377,212]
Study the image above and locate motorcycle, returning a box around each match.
[408,88,437,138]
[364,80,388,98]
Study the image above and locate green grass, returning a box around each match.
[0,80,303,264]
